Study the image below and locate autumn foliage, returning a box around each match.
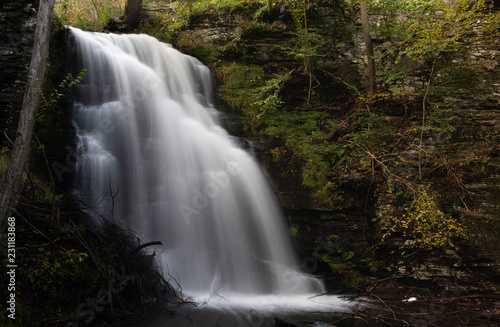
[55,0,126,30]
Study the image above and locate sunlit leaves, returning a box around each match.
[55,0,126,30]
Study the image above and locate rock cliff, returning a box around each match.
[166,1,500,292]
[0,0,39,144]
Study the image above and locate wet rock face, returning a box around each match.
[188,9,246,44]
[177,4,500,290]
[0,0,39,144]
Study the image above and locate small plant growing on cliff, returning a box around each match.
[381,186,466,250]
[40,69,87,109]
[37,69,87,133]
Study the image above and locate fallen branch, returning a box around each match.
[128,241,162,256]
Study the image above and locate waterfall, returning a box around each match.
[68,27,325,298]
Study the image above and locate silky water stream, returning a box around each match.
[68,27,351,326]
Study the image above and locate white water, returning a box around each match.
[68,27,328,301]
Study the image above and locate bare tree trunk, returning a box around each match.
[0,0,56,221]
[123,0,143,29]
[360,2,377,100]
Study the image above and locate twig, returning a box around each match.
[310,276,404,298]
[19,214,67,251]
[419,56,438,180]
[365,148,417,195]
[90,0,101,18]
[34,132,56,204]
[365,276,404,293]
[332,315,369,325]
[487,308,500,321]
[329,74,362,96]
[2,130,14,144]
[69,218,107,279]
[128,241,162,256]
[368,293,398,320]
[18,237,60,249]
[109,183,119,221]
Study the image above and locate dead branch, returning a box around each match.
[128,241,162,256]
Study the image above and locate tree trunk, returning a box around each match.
[0,0,56,221]
[360,2,377,100]
[123,0,143,29]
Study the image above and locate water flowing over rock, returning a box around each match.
[67,27,325,298]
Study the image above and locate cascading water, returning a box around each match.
[68,27,326,300]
